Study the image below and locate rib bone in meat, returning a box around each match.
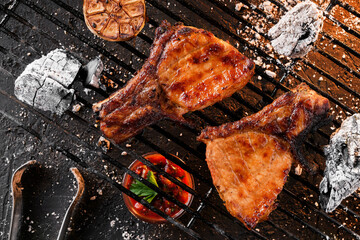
[198,83,330,229]
[93,21,255,143]
[320,114,360,212]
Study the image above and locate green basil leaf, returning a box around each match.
[129,170,159,203]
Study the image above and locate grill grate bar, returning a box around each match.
[186,188,213,229]
[322,32,360,59]
[337,0,360,19]
[324,11,360,40]
[0,0,18,27]
[289,172,360,218]
[277,206,330,239]
[302,56,360,99]
[0,45,7,54]
[266,220,300,240]
[282,188,360,239]
[289,71,356,114]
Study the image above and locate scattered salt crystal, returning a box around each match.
[235,3,244,11]
[261,1,273,14]
[121,151,127,156]
[265,70,276,78]
[295,164,303,175]
[90,196,97,200]
[97,189,103,195]
[110,220,116,228]
[126,144,132,148]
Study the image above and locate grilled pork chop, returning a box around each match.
[93,21,255,143]
[198,83,330,229]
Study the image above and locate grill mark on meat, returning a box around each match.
[157,38,213,74]
[163,48,247,110]
[158,42,224,84]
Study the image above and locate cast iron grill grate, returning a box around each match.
[0,0,359,239]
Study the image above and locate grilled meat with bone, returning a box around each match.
[320,114,360,212]
[93,21,255,143]
[198,83,330,229]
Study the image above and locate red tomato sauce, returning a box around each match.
[123,153,194,223]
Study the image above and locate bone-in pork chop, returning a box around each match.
[93,20,255,143]
[198,83,330,229]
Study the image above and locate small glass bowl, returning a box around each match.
[122,152,195,223]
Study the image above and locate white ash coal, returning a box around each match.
[14,49,81,115]
[320,114,360,212]
[268,1,323,58]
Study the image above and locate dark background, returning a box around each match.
[1,0,360,239]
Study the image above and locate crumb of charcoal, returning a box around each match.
[98,136,110,150]
[110,220,116,228]
[235,3,244,11]
[97,189,103,195]
[72,104,81,112]
[295,164,303,175]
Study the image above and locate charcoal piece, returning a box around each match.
[33,78,75,115]
[13,74,41,106]
[319,114,360,212]
[84,56,104,89]
[14,49,81,115]
[268,1,323,58]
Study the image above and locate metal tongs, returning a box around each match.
[9,161,85,240]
